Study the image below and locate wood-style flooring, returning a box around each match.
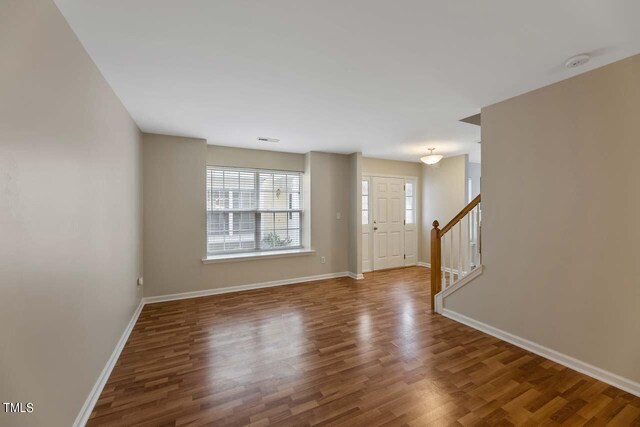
[88,267,640,426]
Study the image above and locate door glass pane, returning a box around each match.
[405,195,413,210]
[405,209,414,224]
[362,193,369,224]
[405,182,414,224]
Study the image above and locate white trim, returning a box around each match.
[202,248,315,264]
[73,301,144,427]
[143,272,353,304]
[442,309,640,398]
[417,262,430,268]
[435,265,483,313]
[362,172,419,180]
[348,272,365,280]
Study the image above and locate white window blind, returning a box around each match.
[206,167,303,255]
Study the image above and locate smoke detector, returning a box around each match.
[257,137,279,143]
[565,54,590,69]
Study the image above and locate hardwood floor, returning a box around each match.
[88,267,640,426]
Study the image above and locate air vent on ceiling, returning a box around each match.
[257,137,279,143]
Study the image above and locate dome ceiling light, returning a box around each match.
[421,148,443,165]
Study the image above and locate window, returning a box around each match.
[405,181,414,224]
[362,179,369,224]
[206,167,302,256]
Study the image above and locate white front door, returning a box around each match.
[372,177,405,270]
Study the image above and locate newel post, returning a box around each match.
[430,220,441,311]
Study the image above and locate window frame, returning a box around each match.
[361,178,370,225]
[405,179,415,225]
[206,166,304,257]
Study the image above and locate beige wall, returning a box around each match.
[362,156,422,178]
[143,139,357,297]
[362,157,424,262]
[143,134,207,297]
[447,55,640,383]
[349,153,363,275]
[421,155,468,263]
[0,1,143,426]
[207,144,305,171]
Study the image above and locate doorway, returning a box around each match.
[362,175,418,272]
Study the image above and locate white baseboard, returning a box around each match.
[348,272,365,280]
[143,271,354,304]
[442,309,640,398]
[417,262,431,268]
[73,301,144,427]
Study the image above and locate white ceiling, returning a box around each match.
[54,0,640,163]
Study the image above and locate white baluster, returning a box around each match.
[458,221,462,279]
[449,230,453,285]
[466,214,471,274]
[470,212,474,267]
[470,208,475,267]
[475,206,480,266]
[478,203,482,265]
[473,208,476,268]
[441,234,446,288]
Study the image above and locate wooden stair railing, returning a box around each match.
[430,194,481,311]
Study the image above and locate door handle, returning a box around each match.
[373,227,378,231]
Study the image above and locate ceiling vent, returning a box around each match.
[257,137,279,143]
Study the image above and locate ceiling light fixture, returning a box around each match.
[421,148,443,165]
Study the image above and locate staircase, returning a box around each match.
[430,194,482,312]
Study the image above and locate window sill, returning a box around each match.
[202,248,316,264]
